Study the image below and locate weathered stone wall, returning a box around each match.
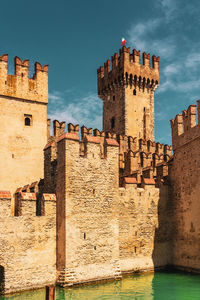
[125,87,155,141]
[0,96,47,203]
[170,102,200,271]
[118,181,172,273]
[0,55,48,214]
[56,132,121,285]
[0,192,56,294]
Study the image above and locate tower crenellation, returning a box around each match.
[97,46,159,141]
[97,46,159,95]
[170,102,200,150]
[0,54,48,103]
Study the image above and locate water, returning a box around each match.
[1,271,200,299]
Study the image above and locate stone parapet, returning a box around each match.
[97,46,159,96]
[0,54,48,103]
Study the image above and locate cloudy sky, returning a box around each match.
[1,0,200,145]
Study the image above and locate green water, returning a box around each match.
[1,272,200,299]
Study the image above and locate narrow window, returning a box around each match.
[25,117,30,126]
[135,247,137,253]
[133,89,136,95]
[24,114,32,126]
[111,117,115,129]
[84,233,86,240]
[113,95,115,101]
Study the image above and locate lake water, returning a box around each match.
[1,271,200,299]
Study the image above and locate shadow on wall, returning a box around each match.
[0,266,5,295]
[152,182,173,270]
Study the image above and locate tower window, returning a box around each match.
[133,89,136,95]
[25,117,30,126]
[113,95,115,101]
[111,117,115,129]
[24,114,32,126]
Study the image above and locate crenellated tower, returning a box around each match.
[97,46,159,141]
[0,54,49,211]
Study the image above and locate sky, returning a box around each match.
[1,0,200,145]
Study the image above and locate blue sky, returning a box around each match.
[1,0,200,145]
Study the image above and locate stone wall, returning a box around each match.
[0,95,47,204]
[54,124,172,286]
[170,102,200,271]
[0,54,48,214]
[56,131,121,286]
[0,192,56,294]
[118,180,172,274]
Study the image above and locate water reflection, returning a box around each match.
[0,288,45,300]
[1,272,200,300]
[56,273,154,300]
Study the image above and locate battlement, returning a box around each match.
[0,54,48,103]
[171,101,200,150]
[0,188,56,217]
[44,121,172,191]
[115,132,171,176]
[97,46,159,95]
[56,124,119,159]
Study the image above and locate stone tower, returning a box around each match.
[0,54,48,206]
[97,46,159,140]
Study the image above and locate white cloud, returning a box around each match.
[48,91,103,133]
[185,53,200,68]
[127,18,176,60]
[48,91,64,103]
[127,19,161,52]
[156,0,178,21]
[163,64,180,76]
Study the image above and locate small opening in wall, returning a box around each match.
[84,233,86,240]
[111,117,115,129]
[113,95,115,101]
[93,189,95,195]
[134,247,137,253]
[133,89,136,95]
[0,265,5,294]
[21,73,24,78]
[94,246,96,250]
[25,117,30,126]
[12,154,14,158]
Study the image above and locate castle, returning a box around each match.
[0,46,199,294]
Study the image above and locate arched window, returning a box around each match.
[25,117,30,126]
[111,117,115,129]
[24,114,32,126]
